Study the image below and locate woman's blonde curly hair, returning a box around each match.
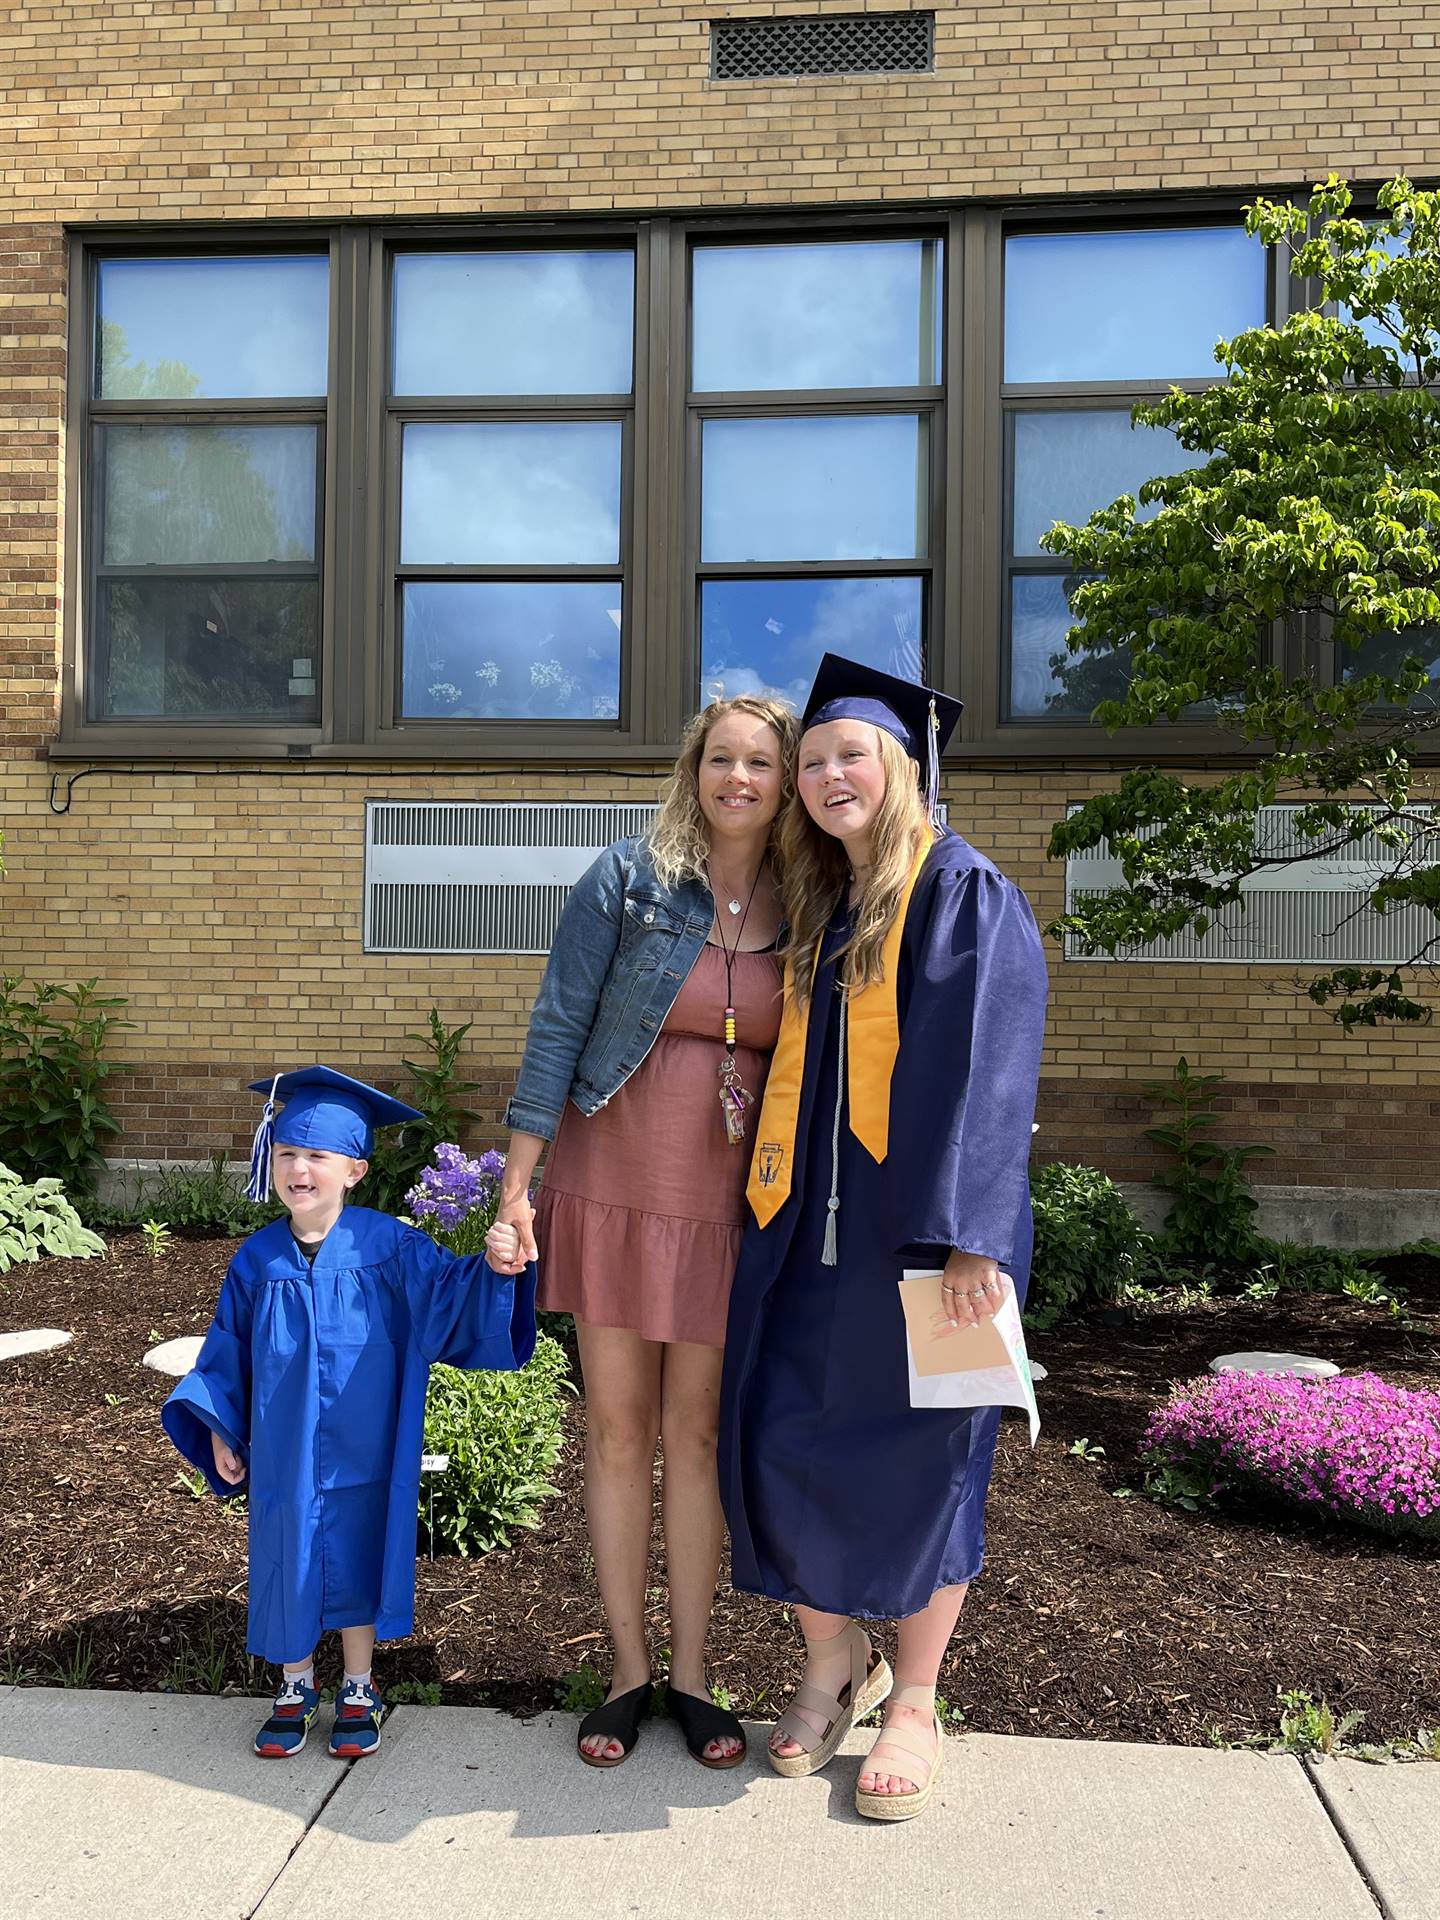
[647,695,800,891]
[780,724,937,1013]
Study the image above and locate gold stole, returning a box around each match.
[747,844,929,1227]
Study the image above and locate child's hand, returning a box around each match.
[211,1430,246,1486]
[485,1220,526,1275]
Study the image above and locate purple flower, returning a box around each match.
[405,1141,505,1243]
[1142,1371,1440,1542]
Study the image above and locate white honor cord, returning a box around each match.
[821,991,847,1267]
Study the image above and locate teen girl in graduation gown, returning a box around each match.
[718,655,1048,1822]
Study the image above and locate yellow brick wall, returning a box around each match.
[3,1,1440,1182]
[0,1,1434,219]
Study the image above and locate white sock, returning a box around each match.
[343,1670,372,1692]
[282,1664,314,1692]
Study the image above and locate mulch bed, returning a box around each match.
[2,1231,1438,1746]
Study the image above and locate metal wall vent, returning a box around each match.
[711,11,934,81]
[1064,803,1437,965]
[365,802,658,955]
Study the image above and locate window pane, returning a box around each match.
[101,425,318,565]
[692,239,942,391]
[1004,228,1266,382]
[401,581,622,720]
[96,256,329,399]
[701,415,928,563]
[1012,411,1193,556]
[94,578,320,721]
[1009,574,1130,718]
[700,576,923,707]
[392,250,634,396]
[400,422,622,566]
[1342,627,1440,707]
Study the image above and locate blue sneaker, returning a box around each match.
[328,1679,388,1758]
[254,1677,320,1757]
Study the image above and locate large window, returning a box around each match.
[65,206,1299,760]
[1002,225,1268,720]
[691,237,941,708]
[389,248,634,725]
[87,253,329,723]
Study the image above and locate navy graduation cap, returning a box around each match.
[244,1065,424,1200]
[801,652,963,822]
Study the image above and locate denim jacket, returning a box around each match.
[503,835,714,1141]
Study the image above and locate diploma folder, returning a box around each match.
[898,1268,1041,1444]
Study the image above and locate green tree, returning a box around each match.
[1044,176,1440,1026]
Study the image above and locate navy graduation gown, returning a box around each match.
[162,1208,538,1662]
[719,831,1048,1619]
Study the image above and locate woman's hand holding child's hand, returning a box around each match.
[486,1219,529,1277]
[210,1430,246,1486]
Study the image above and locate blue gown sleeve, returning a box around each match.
[160,1264,254,1498]
[401,1228,539,1370]
[888,864,1049,1269]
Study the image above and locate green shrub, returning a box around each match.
[0,1163,107,1272]
[1248,1239,1394,1304]
[421,1335,574,1554]
[366,1012,484,1217]
[80,1152,282,1236]
[1143,1057,1274,1261]
[0,978,132,1195]
[1027,1161,1150,1330]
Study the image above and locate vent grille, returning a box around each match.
[1064,803,1438,965]
[711,11,934,81]
[365,802,658,955]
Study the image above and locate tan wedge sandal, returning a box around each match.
[768,1621,893,1779]
[854,1684,945,1823]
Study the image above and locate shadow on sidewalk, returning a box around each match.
[0,1620,785,1840]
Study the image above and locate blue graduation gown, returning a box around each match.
[162,1208,538,1662]
[719,831,1048,1619]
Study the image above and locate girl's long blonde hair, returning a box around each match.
[781,725,935,1012]
[647,694,800,891]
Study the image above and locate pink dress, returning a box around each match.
[533,943,783,1348]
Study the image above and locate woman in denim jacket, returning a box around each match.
[488,694,797,1771]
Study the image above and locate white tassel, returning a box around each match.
[923,695,941,824]
[245,1074,280,1202]
[821,994,847,1267]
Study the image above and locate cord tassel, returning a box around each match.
[245,1073,280,1202]
[821,994,847,1267]
[923,694,941,825]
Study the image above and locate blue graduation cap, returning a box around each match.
[801,653,963,822]
[244,1066,424,1201]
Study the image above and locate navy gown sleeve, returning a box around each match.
[400,1227,539,1370]
[887,863,1049,1269]
[160,1262,254,1498]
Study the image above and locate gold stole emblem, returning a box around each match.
[746,844,929,1228]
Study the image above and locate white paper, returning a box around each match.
[901,1269,1041,1446]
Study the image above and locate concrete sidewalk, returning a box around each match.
[2,1687,1435,1920]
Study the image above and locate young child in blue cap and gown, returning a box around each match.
[162,1066,538,1759]
[718,653,1048,1822]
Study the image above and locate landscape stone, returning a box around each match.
[0,1328,71,1362]
[1209,1351,1340,1379]
[142,1335,204,1377]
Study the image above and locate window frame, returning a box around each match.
[58,195,1383,767]
[681,220,948,710]
[971,206,1291,755]
[377,233,643,745]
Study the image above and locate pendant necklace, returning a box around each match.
[708,858,765,1147]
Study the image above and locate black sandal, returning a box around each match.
[666,1688,748,1770]
[576,1681,653,1768]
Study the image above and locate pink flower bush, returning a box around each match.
[1143,1371,1440,1541]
